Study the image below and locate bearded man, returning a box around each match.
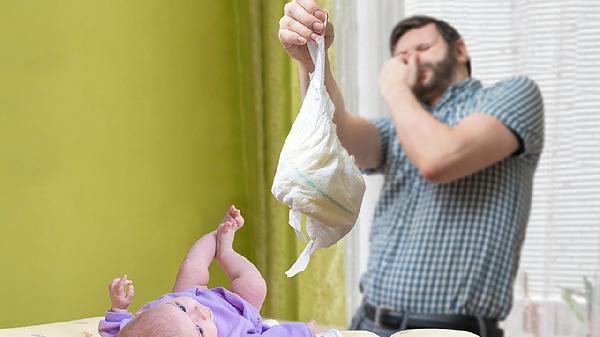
[278,3,544,336]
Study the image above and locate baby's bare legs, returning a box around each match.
[173,230,216,292]
[216,205,267,310]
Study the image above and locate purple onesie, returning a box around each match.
[98,287,313,337]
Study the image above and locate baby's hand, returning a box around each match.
[108,275,134,312]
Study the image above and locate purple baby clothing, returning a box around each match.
[98,287,313,337]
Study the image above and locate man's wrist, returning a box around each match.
[299,47,333,73]
[385,84,413,106]
[299,61,315,74]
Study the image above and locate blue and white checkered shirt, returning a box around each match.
[360,76,544,320]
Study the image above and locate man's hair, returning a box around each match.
[116,306,197,337]
[389,15,472,76]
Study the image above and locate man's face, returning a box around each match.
[393,23,459,104]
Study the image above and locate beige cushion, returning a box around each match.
[391,329,478,337]
[316,329,476,337]
[0,317,102,337]
[0,317,378,337]
[333,332,380,337]
[0,318,476,337]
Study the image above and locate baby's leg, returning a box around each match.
[173,230,217,292]
[216,205,267,310]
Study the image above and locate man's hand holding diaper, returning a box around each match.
[278,0,333,72]
[273,0,366,277]
[108,275,135,313]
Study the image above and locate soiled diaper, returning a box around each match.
[271,20,365,277]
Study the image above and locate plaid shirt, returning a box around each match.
[360,76,544,320]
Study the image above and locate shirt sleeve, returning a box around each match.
[98,310,134,337]
[476,75,545,158]
[360,116,394,175]
[260,322,313,337]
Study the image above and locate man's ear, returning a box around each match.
[455,38,469,65]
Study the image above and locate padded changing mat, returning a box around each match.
[0,317,102,337]
[0,317,381,337]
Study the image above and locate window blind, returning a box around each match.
[404,0,600,298]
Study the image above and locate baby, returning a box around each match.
[98,205,316,337]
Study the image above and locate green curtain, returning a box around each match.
[233,0,346,327]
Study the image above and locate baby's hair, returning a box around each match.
[116,306,197,337]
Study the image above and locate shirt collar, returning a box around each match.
[426,77,482,111]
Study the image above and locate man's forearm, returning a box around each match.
[386,87,456,178]
[297,58,374,164]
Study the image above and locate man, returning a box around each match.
[278,1,544,336]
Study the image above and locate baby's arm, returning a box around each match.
[98,276,135,337]
[216,206,267,310]
[98,312,133,337]
[173,230,217,292]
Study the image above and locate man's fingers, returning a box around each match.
[284,1,322,33]
[295,0,326,21]
[279,28,307,46]
[408,53,418,66]
[407,54,419,81]
[323,19,334,37]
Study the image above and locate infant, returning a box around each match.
[98,205,316,337]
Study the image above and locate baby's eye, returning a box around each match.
[195,324,204,336]
[176,303,187,313]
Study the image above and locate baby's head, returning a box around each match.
[117,297,217,337]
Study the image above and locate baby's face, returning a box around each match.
[160,296,217,337]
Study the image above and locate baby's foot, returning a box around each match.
[221,204,244,228]
[216,205,244,258]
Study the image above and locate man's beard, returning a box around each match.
[412,48,459,105]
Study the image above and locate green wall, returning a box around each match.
[0,1,249,327]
